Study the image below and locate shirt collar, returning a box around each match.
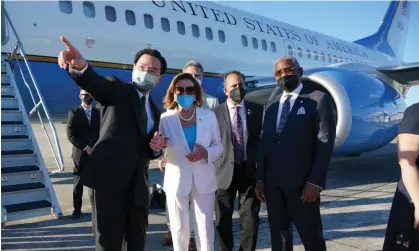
[226,99,245,110]
[138,91,149,102]
[81,104,92,111]
[282,82,303,97]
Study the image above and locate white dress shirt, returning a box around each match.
[81,104,92,151]
[276,82,303,130]
[138,92,154,133]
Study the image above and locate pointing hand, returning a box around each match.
[58,36,87,70]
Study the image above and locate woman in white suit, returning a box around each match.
[160,73,223,251]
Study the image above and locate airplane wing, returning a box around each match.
[377,62,419,86]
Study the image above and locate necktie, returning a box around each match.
[277,95,291,135]
[232,106,244,163]
[85,109,91,125]
[140,96,148,135]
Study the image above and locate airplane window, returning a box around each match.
[161,18,170,32]
[144,14,154,29]
[339,56,343,62]
[297,47,302,57]
[218,30,226,43]
[241,35,248,47]
[313,51,318,60]
[270,41,276,52]
[105,6,116,22]
[205,27,213,40]
[177,21,185,35]
[320,52,325,62]
[192,24,200,38]
[333,55,337,63]
[261,39,267,51]
[59,0,72,14]
[83,1,95,18]
[125,10,136,26]
[327,54,332,63]
[252,37,258,49]
[287,45,293,56]
[306,49,311,59]
[344,57,348,62]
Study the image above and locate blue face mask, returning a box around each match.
[176,95,194,110]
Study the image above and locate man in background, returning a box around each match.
[66,89,100,219]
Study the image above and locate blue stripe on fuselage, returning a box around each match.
[11,60,226,114]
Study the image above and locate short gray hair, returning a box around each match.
[183,60,204,74]
[274,56,300,71]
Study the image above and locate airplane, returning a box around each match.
[1,0,418,157]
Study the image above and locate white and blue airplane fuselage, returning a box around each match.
[1,0,418,156]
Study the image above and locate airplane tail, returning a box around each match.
[354,0,412,61]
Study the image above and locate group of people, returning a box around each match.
[60,35,419,251]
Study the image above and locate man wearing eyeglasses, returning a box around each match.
[255,56,336,251]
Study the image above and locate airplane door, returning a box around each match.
[283,39,296,57]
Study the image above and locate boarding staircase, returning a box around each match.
[1,5,64,227]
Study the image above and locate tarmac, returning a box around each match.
[1,115,401,251]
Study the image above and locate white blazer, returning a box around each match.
[160,107,223,197]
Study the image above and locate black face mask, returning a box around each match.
[277,75,300,92]
[83,96,93,105]
[229,87,246,103]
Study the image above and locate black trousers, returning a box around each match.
[215,164,260,251]
[265,186,326,251]
[73,160,84,212]
[92,179,148,251]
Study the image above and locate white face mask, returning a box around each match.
[132,69,159,92]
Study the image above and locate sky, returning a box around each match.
[218,0,419,106]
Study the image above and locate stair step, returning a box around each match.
[1,110,22,122]
[1,135,28,140]
[1,107,18,111]
[1,83,11,86]
[3,200,52,214]
[2,165,39,173]
[2,123,27,136]
[1,75,10,84]
[2,138,33,151]
[1,150,34,156]
[2,182,45,193]
[1,95,15,98]
[1,121,23,125]
[1,97,18,109]
[1,153,37,168]
[1,85,14,96]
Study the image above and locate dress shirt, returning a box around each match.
[226,99,247,160]
[82,104,92,151]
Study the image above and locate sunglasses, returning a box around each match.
[175,86,195,95]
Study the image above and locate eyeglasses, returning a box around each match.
[175,86,195,95]
[275,67,298,77]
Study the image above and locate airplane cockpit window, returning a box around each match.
[327,54,332,63]
[344,57,348,62]
[241,35,248,47]
[287,45,293,56]
[161,18,170,32]
[105,6,116,22]
[192,24,200,38]
[252,37,258,49]
[177,21,185,35]
[320,52,325,62]
[83,1,95,18]
[125,10,136,26]
[270,42,276,52]
[306,49,311,59]
[333,55,337,63]
[144,14,154,29]
[205,27,213,40]
[313,51,318,60]
[218,30,226,43]
[339,56,343,62]
[59,0,72,14]
[297,47,302,57]
[261,39,267,51]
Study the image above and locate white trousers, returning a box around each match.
[166,182,215,251]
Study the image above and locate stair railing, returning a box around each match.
[2,5,65,173]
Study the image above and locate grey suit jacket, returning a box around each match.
[256,86,336,191]
[213,101,264,190]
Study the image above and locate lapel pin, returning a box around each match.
[247,109,252,116]
[300,100,303,103]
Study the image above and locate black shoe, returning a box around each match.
[71,210,81,219]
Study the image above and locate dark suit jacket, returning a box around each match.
[256,86,336,191]
[213,101,264,190]
[68,66,161,206]
[66,105,100,168]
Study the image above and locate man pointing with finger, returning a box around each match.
[58,36,167,251]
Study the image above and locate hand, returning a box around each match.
[159,156,167,173]
[255,181,265,202]
[85,146,93,155]
[185,143,208,162]
[301,183,320,203]
[58,36,87,70]
[414,206,419,230]
[150,131,167,152]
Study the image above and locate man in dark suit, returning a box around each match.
[66,89,100,219]
[213,71,263,251]
[255,56,336,251]
[58,36,167,251]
